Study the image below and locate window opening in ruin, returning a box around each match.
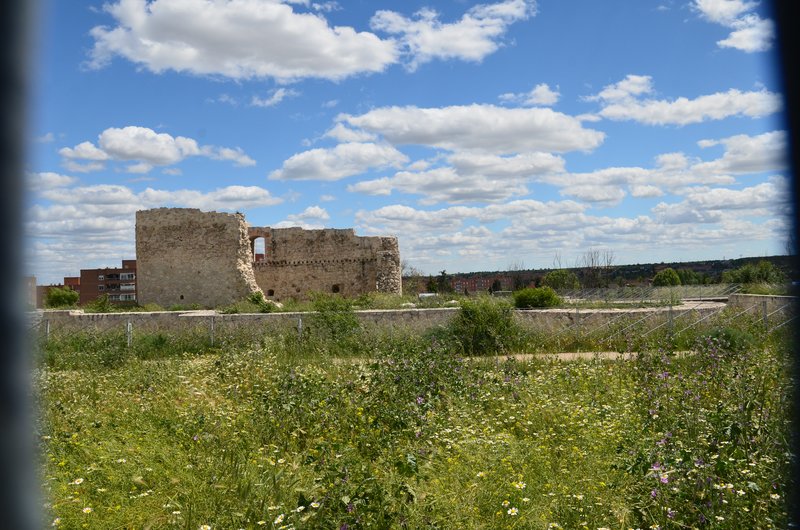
[331,284,340,293]
[180,295,184,300]
[267,289,274,297]
[253,237,266,262]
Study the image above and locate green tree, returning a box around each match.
[541,269,580,290]
[513,286,562,308]
[45,286,78,308]
[721,260,786,284]
[436,270,453,294]
[653,268,681,286]
[676,268,701,285]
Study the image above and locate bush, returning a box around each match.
[653,268,681,286]
[722,260,786,284]
[513,286,561,308]
[541,269,580,290]
[445,297,518,355]
[83,294,114,313]
[45,286,78,308]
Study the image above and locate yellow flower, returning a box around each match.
[82,507,92,514]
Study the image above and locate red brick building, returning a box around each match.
[79,259,137,305]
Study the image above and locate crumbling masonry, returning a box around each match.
[135,208,402,307]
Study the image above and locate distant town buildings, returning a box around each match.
[32,259,136,308]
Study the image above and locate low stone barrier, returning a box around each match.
[34,302,726,337]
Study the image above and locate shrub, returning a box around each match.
[722,260,786,284]
[45,286,78,308]
[541,269,580,290]
[83,294,114,313]
[446,297,518,355]
[513,286,561,309]
[652,268,681,286]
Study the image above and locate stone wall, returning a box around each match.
[249,227,401,301]
[136,208,262,307]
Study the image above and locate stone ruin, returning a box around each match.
[135,208,402,307]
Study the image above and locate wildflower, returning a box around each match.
[51,518,61,526]
[257,522,266,526]
[522,497,530,502]
[296,506,305,512]
[502,500,510,507]
[172,511,181,515]
[310,502,320,508]
[659,475,668,484]
[82,507,92,514]
[199,526,211,530]
[476,472,486,478]
[513,481,526,490]
[71,478,84,485]
[715,516,724,521]
[770,493,781,500]
[507,507,519,516]
[667,508,675,519]
[273,514,285,525]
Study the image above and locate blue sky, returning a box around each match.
[27,0,788,283]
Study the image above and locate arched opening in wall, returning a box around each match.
[331,284,340,293]
[252,237,266,262]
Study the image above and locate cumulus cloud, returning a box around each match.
[693,130,787,175]
[323,123,378,143]
[371,0,536,70]
[347,152,563,204]
[341,104,604,153]
[349,167,529,204]
[269,142,409,181]
[251,88,300,108]
[26,172,78,191]
[88,0,399,82]
[273,205,331,229]
[499,83,560,106]
[693,0,774,52]
[652,179,788,224]
[588,75,781,125]
[59,126,256,173]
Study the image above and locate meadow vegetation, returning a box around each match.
[36,298,793,529]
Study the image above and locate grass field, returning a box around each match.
[37,302,793,529]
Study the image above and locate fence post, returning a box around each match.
[668,305,674,340]
[45,319,50,343]
[210,315,215,346]
[762,300,768,330]
[126,320,132,348]
[298,317,303,338]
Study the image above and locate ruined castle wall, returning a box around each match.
[251,227,402,300]
[136,209,262,308]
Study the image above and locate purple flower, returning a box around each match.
[651,489,658,498]
[667,509,675,519]
[416,396,425,405]
[660,475,669,484]
[340,524,349,530]
[346,502,355,513]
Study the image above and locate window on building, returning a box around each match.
[97,275,104,280]
[98,285,105,291]
[121,273,135,280]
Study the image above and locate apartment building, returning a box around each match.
[79,259,137,305]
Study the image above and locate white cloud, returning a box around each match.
[26,172,77,191]
[98,126,199,164]
[693,0,773,52]
[693,0,757,25]
[499,83,560,106]
[162,168,183,176]
[324,123,378,143]
[203,146,257,167]
[449,152,564,176]
[88,0,398,82]
[717,14,774,52]
[59,141,111,161]
[560,184,626,206]
[371,0,536,70]
[342,104,604,153]
[349,167,529,204]
[251,88,300,108]
[589,75,781,125]
[35,132,55,143]
[273,205,330,229]
[269,142,409,181]
[693,130,787,175]
[652,179,788,224]
[59,126,257,172]
[320,194,335,202]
